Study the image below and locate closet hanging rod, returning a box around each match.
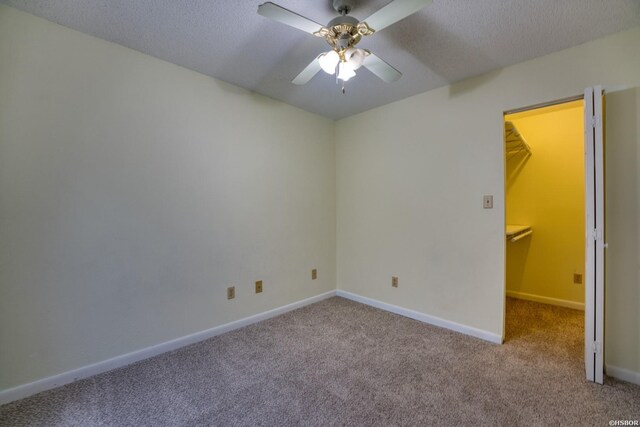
[509,230,532,242]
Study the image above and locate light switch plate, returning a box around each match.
[483,195,493,209]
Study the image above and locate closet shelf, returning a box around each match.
[505,121,531,160]
[506,224,532,242]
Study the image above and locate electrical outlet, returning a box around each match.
[255,280,263,293]
[573,273,583,284]
[227,286,235,300]
[392,276,398,288]
[483,195,493,209]
[311,269,317,280]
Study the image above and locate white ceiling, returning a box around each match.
[3,0,640,119]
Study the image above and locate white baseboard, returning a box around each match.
[336,290,503,344]
[506,290,584,310]
[0,290,336,405]
[606,363,640,385]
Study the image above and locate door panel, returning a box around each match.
[584,86,605,384]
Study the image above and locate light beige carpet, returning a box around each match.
[1,297,639,426]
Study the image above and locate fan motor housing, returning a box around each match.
[327,15,359,28]
[317,14,374,51]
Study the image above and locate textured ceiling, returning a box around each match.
[3,0,640,119]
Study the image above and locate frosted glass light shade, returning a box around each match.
[345,48,366,70]
[337,61,356,81]
[319,50,340,74]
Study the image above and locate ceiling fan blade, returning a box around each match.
[292,56,323,85]
[363,0,432,32]
[363,53,402,82]
[257,2,323,35]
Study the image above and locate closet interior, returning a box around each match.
[504,99,586,338]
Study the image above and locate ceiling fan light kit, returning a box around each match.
[257,0,432,91]
[319,48,368,81]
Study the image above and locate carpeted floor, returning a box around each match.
[1,297,639,426]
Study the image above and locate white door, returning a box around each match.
[584,86,605,384]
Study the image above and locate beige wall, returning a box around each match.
[505,102,585,307]
[0,6,336,390]
[605,88,640,375]
[336,27,640,373]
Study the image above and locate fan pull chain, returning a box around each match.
[333,62,346,94]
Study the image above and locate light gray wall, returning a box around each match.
[0,5,336,390]
[336,27,640,374]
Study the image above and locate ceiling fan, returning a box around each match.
[258,0,432,90]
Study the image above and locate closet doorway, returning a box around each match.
[503,87,605,384]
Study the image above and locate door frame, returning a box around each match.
[502,87,605,384]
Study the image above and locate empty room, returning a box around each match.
[1,0,639,425]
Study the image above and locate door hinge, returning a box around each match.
[591,115,602,128]
[592,341,602,355]
[591,228,603,241]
